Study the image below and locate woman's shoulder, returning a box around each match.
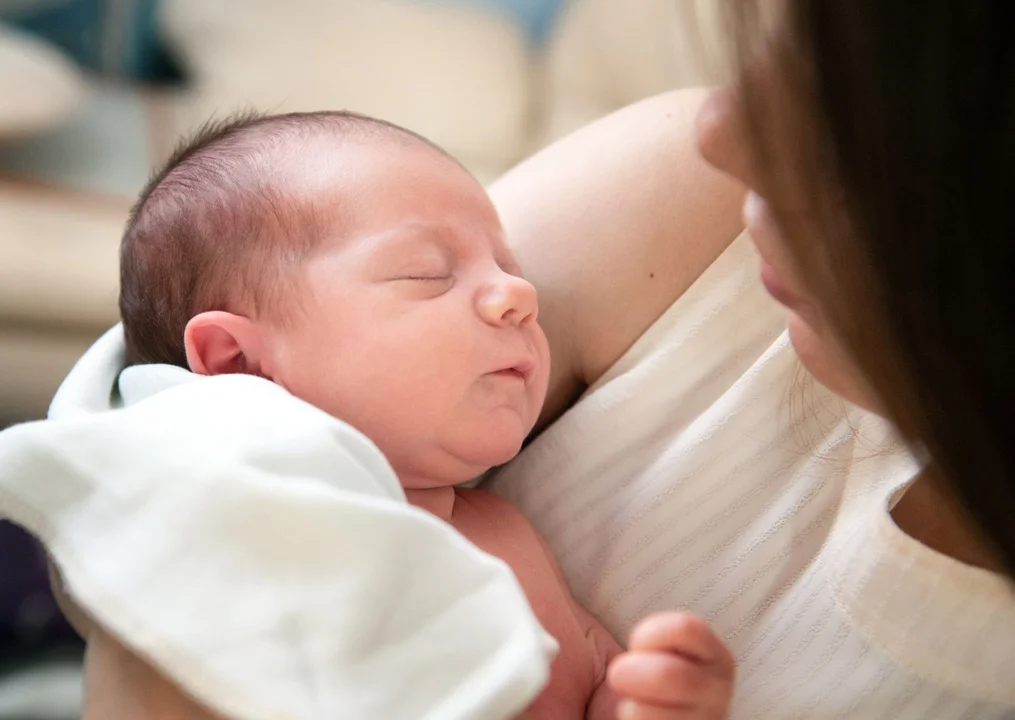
[490,89,746,428]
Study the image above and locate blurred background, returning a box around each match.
[0,0,724,716]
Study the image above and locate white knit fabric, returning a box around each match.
[487,232,1015,718]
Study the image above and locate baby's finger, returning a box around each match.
[628,612,735,676]
[616,698,679,720]
[616,698,721,720]
[608,651,725,708]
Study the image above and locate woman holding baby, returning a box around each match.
[20,1,1015,717]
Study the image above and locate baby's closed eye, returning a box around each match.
[396,273,452,282]
[384,250,454,283]
[382,253,454,282]
[387,268,456,296]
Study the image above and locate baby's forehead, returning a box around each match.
[281,139,504,252]
[276,130,451,187]
[274,137,459,213]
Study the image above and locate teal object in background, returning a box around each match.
[415,0,566,46]
[0,0,177,81]
[0,0,566,81]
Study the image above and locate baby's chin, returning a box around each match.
[452,422,530,474]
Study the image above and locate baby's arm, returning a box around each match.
[607,612,736,720]
[528,530,623,720]
[577,604,624,720]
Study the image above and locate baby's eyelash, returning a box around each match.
[402,275,451,282]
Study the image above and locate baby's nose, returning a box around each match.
[478,273,538,327]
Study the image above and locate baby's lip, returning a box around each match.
[492,357,536,382]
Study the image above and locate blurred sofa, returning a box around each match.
[0,0,725,423]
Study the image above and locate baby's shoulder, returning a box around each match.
[450,487,554,555]
[452,486,532,525]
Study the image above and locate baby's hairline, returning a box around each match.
[120,110,463,368]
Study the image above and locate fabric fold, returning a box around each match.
[0,326,555,720]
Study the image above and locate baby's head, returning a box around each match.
[120,111,550,487]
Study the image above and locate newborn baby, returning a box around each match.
[119,111,733,719]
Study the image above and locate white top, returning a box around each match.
[0,329,556,720]
[487,232,1015,718]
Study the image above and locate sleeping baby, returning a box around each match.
[118,110,734,719]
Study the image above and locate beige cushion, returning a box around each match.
[0,180,124,420]
[160,0,531,181]
[0,22,84,137]
[0,180,124,328]
[0,327,100,421]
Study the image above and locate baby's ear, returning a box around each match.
[184,311,268,377]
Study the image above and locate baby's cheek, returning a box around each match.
[531,342,553,408]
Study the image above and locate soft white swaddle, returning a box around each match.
[0,327,556,720]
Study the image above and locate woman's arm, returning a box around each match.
[49,560,220,718]
[82,626,225,720]
[48,569,222,720]
[490,88,745,428]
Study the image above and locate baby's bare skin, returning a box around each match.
[412,486,622,719]
[163,102,737,718]
[176,121,628,715]
[63,91,743,720]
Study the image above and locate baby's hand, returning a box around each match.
[606,611,735,720]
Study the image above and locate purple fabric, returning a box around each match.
[0,520,77,649]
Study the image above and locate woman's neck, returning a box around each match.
[891,472,1005,574]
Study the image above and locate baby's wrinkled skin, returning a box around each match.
[184,133,733,719]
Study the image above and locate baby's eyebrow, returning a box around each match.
[393,223,479,260]
[368,223,443,249]
[381,222,518,272]
[369,226,457,267]
[404,227,456,254]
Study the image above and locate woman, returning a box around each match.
[492,1,1013,716]
[37,1,1015,717]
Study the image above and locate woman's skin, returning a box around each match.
[67,67,1007,713]
[695,85,1003,575]
[69,89,747,719]
[490,89,746,430]
[81,628,224,719]
[68,78,1005,717]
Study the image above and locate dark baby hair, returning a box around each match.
[120,110,449,368]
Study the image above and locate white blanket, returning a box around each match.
[0,326,556,720]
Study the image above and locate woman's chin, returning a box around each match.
[787,313,879,413]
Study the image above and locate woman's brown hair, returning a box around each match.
[732,1,1015,573]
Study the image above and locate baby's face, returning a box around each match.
[268,139,550,488]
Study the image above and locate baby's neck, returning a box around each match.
[403,485,457,522]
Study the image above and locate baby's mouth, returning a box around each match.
[491,357,535,382]
[492,367,528,382]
